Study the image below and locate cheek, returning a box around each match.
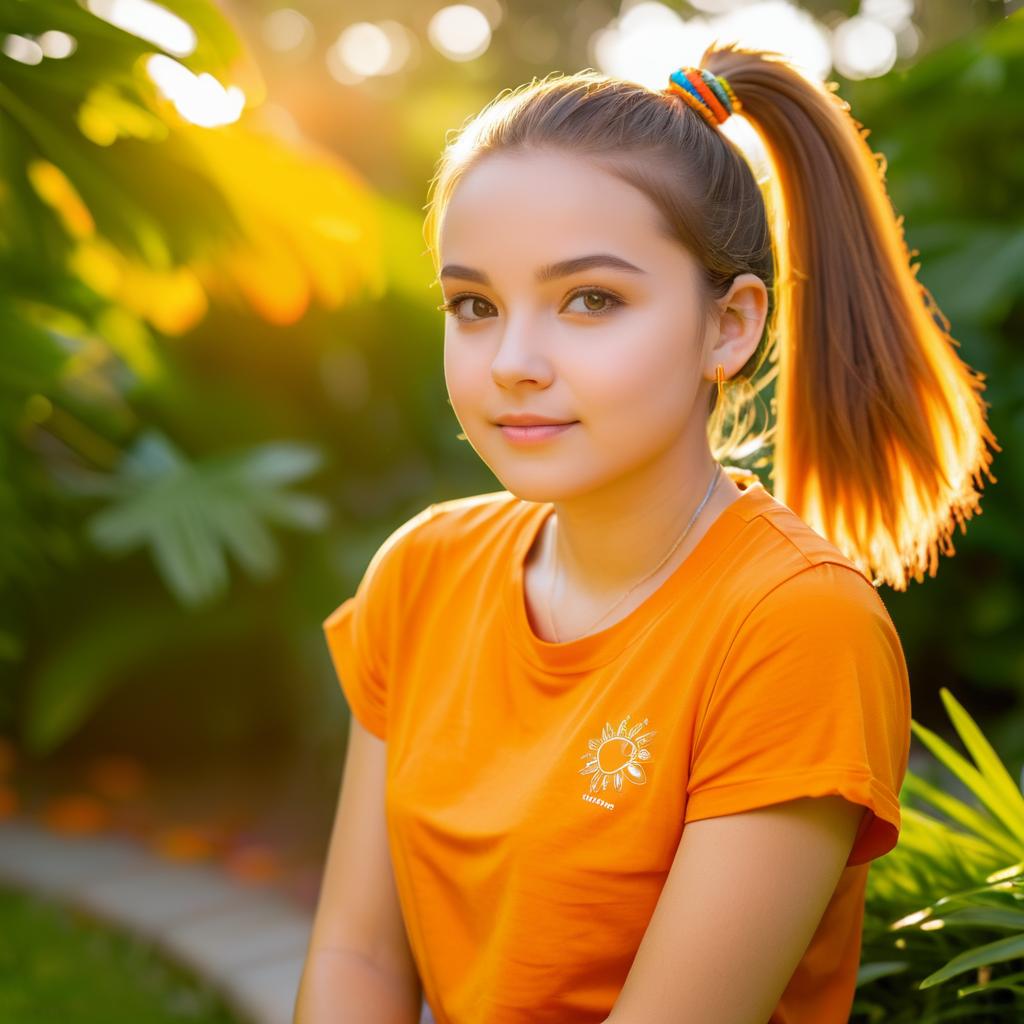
[575,333,695,430]
[443,335,484,412]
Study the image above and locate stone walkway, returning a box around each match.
[0,817,435,1024]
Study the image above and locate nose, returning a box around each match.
[489,313,554,389]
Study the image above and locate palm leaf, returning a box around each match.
[919,933,1024,989]
[77,429,329,606]
[939,687,1024,837]
[909,716,1024,842]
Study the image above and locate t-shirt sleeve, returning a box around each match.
[321,505,436,741]
[684,560,912,867]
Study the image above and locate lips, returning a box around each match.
[497,421,577,444]
[494,416,576,426]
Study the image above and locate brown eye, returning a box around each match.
[441,295,496,322]
[565,287,624,317]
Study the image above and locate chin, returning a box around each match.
[485,465,597,505]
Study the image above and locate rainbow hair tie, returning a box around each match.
[664,67,741,127]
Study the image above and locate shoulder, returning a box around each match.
[743,486,869,579]
[721,547,905,697]
[693,484,908,691]
[359,489,526,582]
[724,484,887,622]
[749,560,897,649]
[695,510,911,758]
[386,489,524,554]
[419,489,526,538]
[322,490,520,630]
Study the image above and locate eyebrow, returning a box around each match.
[438,253,647,286]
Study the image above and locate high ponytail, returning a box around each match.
[700,43,999,591]
[423,43,999,591]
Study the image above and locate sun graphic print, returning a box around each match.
[578,713,656,795]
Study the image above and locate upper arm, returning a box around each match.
[303,714,421,993]
[686,561,910,867]
[302,506,439,1008]
[603,562,909,1022]
[322,504,439,742]
[604,795,865,1024]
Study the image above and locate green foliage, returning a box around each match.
[0,883,244,1023]
[856,688,1024,1021]
[0,0,249,613]
[7,425,329,751]
[0,0,368,747]
[64,429,329,607]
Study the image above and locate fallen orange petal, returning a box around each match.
[151,825,216,862]
[223,844,282,883]
[0,784,19,819]
[41,794,111,835]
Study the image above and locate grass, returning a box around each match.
[0,883,247,1024]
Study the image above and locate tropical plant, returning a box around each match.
[854,688,1024,1021]
[1,0,380,604]
[0,0,384,744]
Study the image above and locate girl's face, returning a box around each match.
[439,149,747,504]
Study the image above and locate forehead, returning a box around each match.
[439,150,668,257]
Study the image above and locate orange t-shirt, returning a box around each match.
[322,479,911,1024]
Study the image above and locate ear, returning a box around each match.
[703,273,769,383]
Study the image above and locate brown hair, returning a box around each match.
[423,42,999,591]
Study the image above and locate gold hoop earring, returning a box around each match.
[715,363,726,402]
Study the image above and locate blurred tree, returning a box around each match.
[1,1,1020,778]
[0,0,388,749]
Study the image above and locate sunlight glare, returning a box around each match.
[262,8,314,54]
[592,1,832,86]
[85,0,197,58]
[428,5,492,62]
[146,54,245,127]
[332,22,392,77]
[860,0,914,31]
[2,35,43,65]
[38,31,77,59]
[832,15,898,80]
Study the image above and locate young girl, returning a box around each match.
[296,42,998,1024]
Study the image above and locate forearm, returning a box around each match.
[293,947,423,1024]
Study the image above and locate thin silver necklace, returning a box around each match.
[544,462,724,643]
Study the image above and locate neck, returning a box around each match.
[537,446,743,601]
